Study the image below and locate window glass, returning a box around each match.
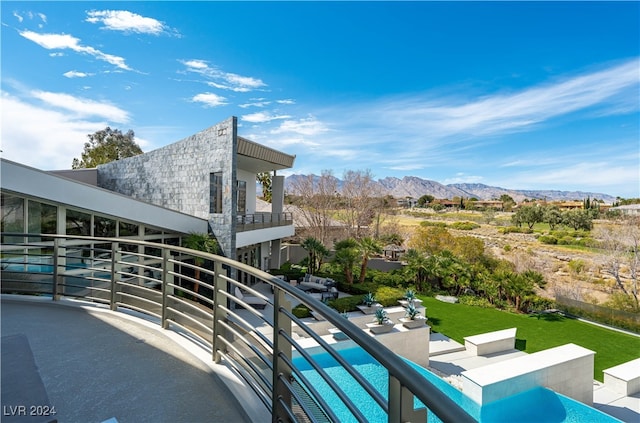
[210,172,223,213]
[94,215,116,237]
[28,200,57,234]
[119,221,139,237]
[145,226,162,236]
[1,193,25,233]
[237,180,247,213]
[66,209,91,236]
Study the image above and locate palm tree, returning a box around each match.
[333,238,359,284]
[182,232,218,294]
[402,249,429,292]
[301,236,329,274]
[357,237,382,284]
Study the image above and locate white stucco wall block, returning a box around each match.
[461,343,595,406]
[603,357,640,396]
[464,328,517,356]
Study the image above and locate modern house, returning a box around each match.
[1,116,295,273]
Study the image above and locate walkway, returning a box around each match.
[1,296,261,423]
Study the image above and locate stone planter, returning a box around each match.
[357,303,383,315]
[399,317,427,329]
[398,299,423,308]
[366,322,394,334]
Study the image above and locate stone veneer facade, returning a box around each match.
[97,117,238,257]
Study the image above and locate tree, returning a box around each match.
[409,226,455,255]
[543,205,563,230]
[357,237,383,284]
[339,169,381,238]
[333,238,359,284]
[289,171,339,245]
[402,249,430,292]
[257,172,272,203]
[499,194,516,211]
[72,127,142,168]
[512,205,543,229]
[182,232,219,294]
[562,209,593,231]
[417,195,434,208]
[301,236,329,274]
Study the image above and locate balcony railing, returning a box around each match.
[0,233,475,423]
[236,212,293,232]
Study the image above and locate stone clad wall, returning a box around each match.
[97,117,238,257]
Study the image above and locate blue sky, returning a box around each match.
[1,1,638,199]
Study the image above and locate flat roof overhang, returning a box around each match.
[238,137,296,173]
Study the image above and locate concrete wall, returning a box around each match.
[97,117,238,257]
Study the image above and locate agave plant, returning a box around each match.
[373,307,389,325]
[404,289,416,303]
[362,292,376,307]
[404,303,421,320]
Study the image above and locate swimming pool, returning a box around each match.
[293,346,620,423]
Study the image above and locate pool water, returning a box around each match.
[294,347,620,423]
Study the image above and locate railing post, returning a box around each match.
[52,238,60,300]
[110,242,120,311]
[161,248,170,329]
[212,261,228,363]
[272,287,292,422]
[388,376,427,423]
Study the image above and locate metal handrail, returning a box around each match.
[0,233,476,423]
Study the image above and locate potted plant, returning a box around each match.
[398,289,423,308]
[398,303,427,329]
[366,308,394,334]
[357,292,382,314]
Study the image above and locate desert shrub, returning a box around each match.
[568,259,586,275]
[538,235,558,245]
[420,221,447,228]
[499,226,533,234]
[526,296,556,312]
[449,221,480,230]
[558,235,575,245]
[503,244,512,252]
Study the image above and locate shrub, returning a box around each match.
[292,304,311,318]
[458,295,494,308]
[499,226,533,234]
[420,221,447,228]
[449,221,480,230]
[558,236,575,245]
[503,244,512,252]
[330,295,363,312]
[371,270,405,287]
[374,286,405,307]
[538,235,558,245]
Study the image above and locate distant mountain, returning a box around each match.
[284,175,617,204]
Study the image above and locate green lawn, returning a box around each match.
[422,296,640,381]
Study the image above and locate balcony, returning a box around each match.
[0,233,474,423]
[236,212,293,232]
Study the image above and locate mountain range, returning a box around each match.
[284,175,617,204]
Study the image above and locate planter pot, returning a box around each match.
[399,317,427,329]
[357,303,383,315]
[398,299,423,308]
[366,322,394,334]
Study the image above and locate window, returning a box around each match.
[210,172,223,213]
[94,216,116,237]
[119,221,139,237]
[28,200,57,234]
[1,193,24,233]
[237,180,247,213]
[66,209,91,236]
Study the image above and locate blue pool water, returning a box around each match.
[294,347,620,423]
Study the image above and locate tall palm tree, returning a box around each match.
[357,237,382,284]
[182,232,218,294]
[402,249,429,292]
[333,238,359,284]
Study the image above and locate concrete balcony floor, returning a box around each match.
[1,296,261,423]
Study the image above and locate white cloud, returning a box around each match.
[276,99,295,105]
[63,70,92,78]
[239,99,271,108]
[30,90,130,123]
[271,117,330,136]
[86,10,169,35]
[0,93,118,170]
[241,112,291,123]
[19,31,133,71]
[191,92,227,107]
[13,12,23,22]
[180,59,266,92]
